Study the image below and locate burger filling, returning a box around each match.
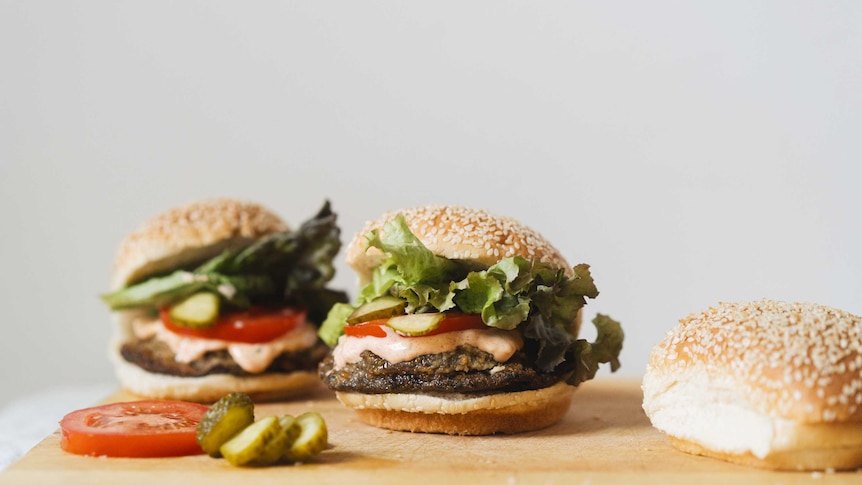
[102,202,348,379]
[122,337,328,378]
[318,214,623,396]
[121,314,328,377]
[320,347,569,394]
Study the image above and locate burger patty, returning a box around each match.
[121,337,329,377]
[319,345,569,394]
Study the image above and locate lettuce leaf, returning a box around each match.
[320,214,623,380]
[364,217,462,285]
[318,303,356,346]
[566,314,624,385]
[451,261,531,330]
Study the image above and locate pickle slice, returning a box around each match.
[219,415,283,467]
[277,415,301,447]
[385,313,446,336]
[346,296,407,324]
[169,292,220,328]
[196,392,255,457]
[284,412,328,462]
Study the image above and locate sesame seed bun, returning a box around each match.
[346,205,571,284]
[642,299,862,470]
[110,198,287,290]
[335,382,575,435]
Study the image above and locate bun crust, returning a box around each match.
[110,198,287,290]
[346,205,570,283]
[110,346,320,403]
[643,299,862,470]
[335,382,575,435]
[669,435,862,472]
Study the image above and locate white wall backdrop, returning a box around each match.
[1,1,860,407]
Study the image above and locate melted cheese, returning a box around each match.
[331,325,523,369]
[132,317,319,374]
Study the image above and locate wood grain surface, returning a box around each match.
[1,379,858,485]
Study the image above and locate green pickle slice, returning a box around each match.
[385,313,446,336]
[284,412,328,462]
[169,292,220,328]
[346,296,406,324]
[196,392,255,457]
[277,415,301,448]
[219,415,283,467]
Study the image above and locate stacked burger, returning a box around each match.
[319,205,623,435]
[101,199,347,402]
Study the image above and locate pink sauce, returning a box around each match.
[332,325,523,369]
[132,318,319,373]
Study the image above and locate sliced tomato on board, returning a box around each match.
[161,306,305,344]
[344,313,488,338]
[59,400,209,458]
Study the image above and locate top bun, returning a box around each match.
[645,299,862,424]
[346,205,570,283]
[110,198,287,290]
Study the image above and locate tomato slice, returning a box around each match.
[161,306,305,344]
[344,313,487,338]
[343,320,389,338]
[59,400,209,457]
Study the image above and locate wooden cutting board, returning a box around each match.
[0,379,857,484]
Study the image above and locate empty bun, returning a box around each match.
[642,299,862,470]
[346,205,570,284]
[110,198,287,290]
[335,382,575,435]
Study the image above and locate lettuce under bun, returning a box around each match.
[346,205,572,283]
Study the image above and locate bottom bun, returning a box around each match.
[336,382,575,435]
[111,350,320,403]
[643,371,862,471]
[669,436,862,471]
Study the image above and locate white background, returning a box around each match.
[1,1,860,409]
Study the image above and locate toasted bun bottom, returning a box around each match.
[335,382,574,435]
[669,436,862,471]
[111,349,320,403]
[642,371,862,471]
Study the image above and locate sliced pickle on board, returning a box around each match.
[219,415,283,467]
[196,392,255,457]
[284,412,328,462]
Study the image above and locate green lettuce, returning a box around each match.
[318,303,356,346]
[566,314,624,385]
[320,214,623,380]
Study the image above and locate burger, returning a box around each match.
[101,198,347,402]
[642,299,862,470]
[318,205,623,435]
